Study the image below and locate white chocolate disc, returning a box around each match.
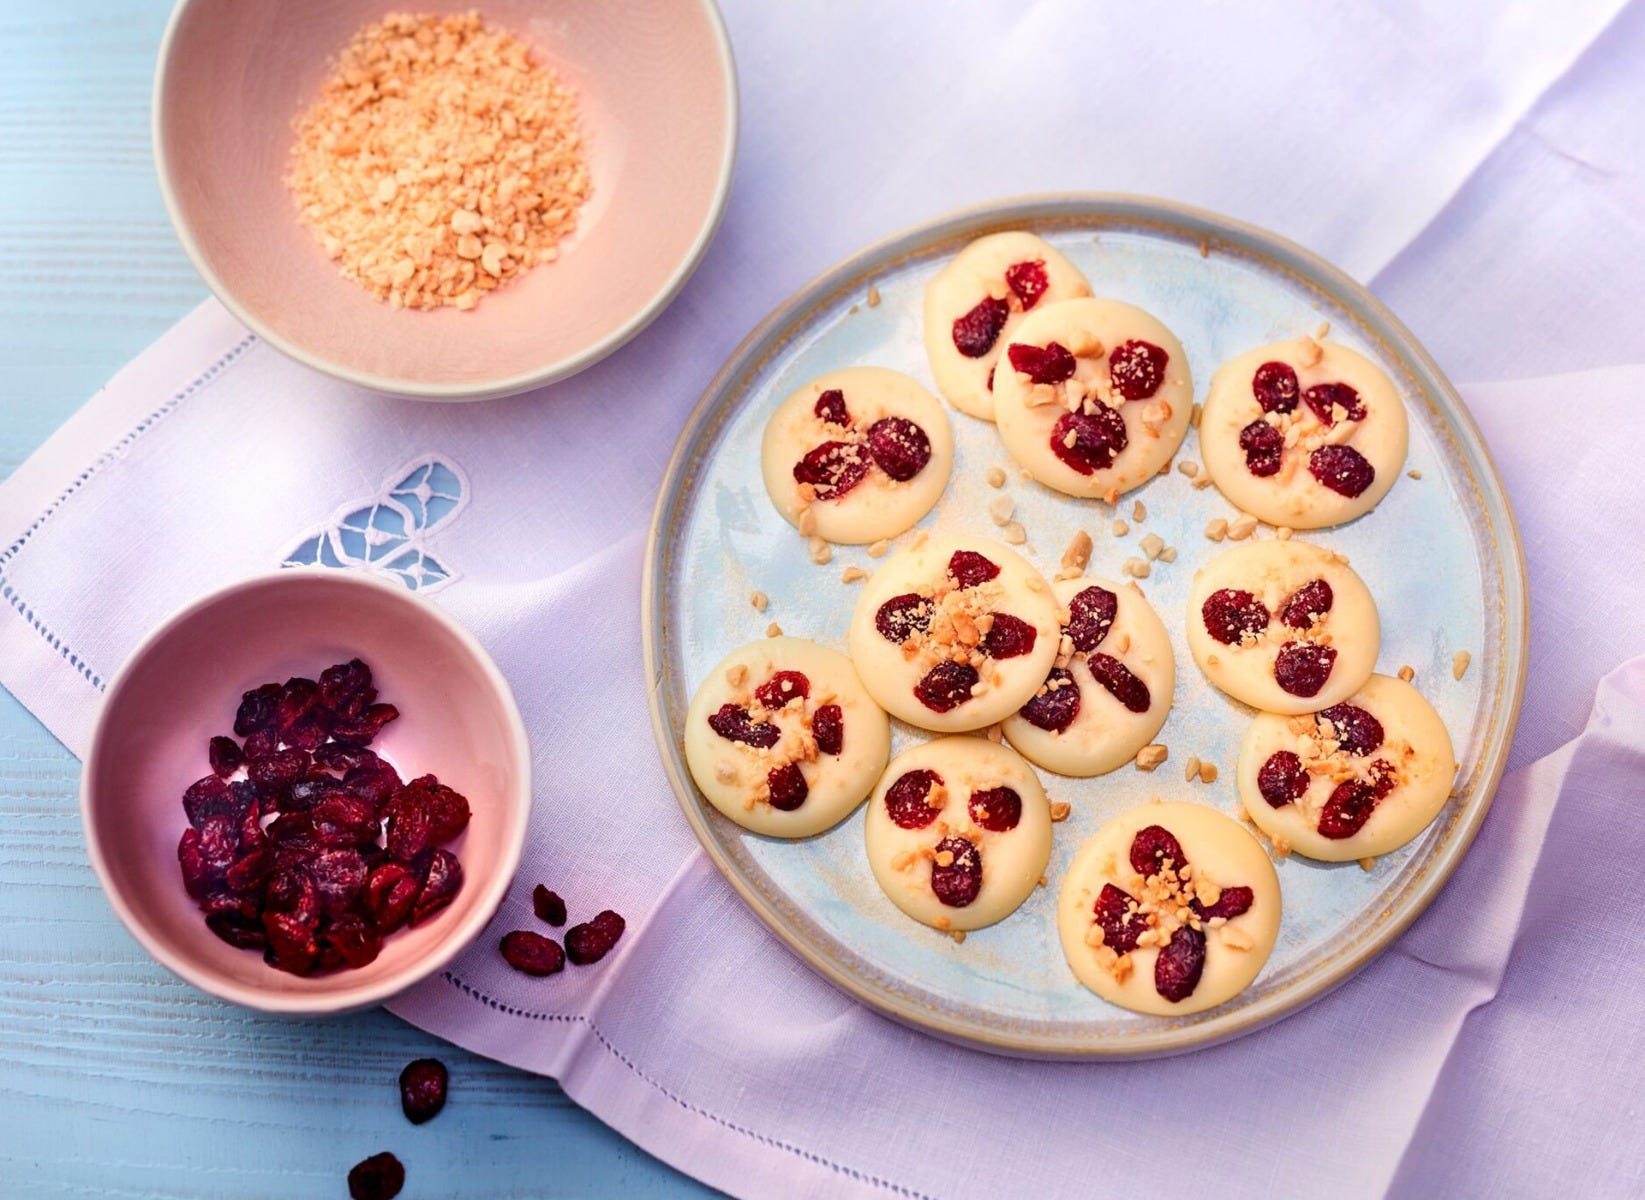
[865,736,1052,932]
[684,637,891,838]
[1057,801,1280,1016]
[922,231,1091,422]
[1185,540,1379,715]
[992,298,1193,499]
[847,535,1060,733]
[760,366,954,545]
[1002,577,1174,777]
[1200,338,1408,529]
[1236,673,1457,861]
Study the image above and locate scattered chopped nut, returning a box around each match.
[1184,755,1202,782]
[1131,500,1147,522]
[840,566,868,584]
[797,508,818,536]
[1122,557,1150,578]
[1398,665,1415,683]
[1049,801,1071,822]
[809,536,833,565]
[1359,856,1377,872]
[714,762,736,784]
[867,538,890,558]
[1192,474,1215,490]
[1178,460,1200,478]
[1139,532,1165,561]
[1205,518,1228,541]
[1158,546,1177,563]
[1408,469,1422,480]
[1135,744,1168,771]
[1198,238,1210,258]
[750,590,768,612]
[1111,519,1130,537]
[1084,924,1106,947]
[1198,762,1218,784]
[866,284,881,308]
[1060,530,1093,574]
[725,664,748,686]
[950,930,966,944]
[765,622,783,638]
[1275,526,1293,541]
[1227,513,1258,541]
[1452,650,1471,680]
[933,916,951,931]
[1218,924,1254,951]
[988,495,1015,526]
[985,466,1007,488]
[982,723,1003,744]
[1003,521,1027,545]
[1190,402,1203,428]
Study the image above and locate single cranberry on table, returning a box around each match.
[565,910,627,965]
[532,884,567,926]
[347,1151,405,1200]
[399,1057,449,1125]
[500,929,565,976]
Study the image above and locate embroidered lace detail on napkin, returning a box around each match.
[283,456,467,592]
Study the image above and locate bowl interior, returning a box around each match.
[83,572,529,1009]
[155,0,733,397]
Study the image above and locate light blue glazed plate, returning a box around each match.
[643,196,1527,1059]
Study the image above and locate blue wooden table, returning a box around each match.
[0,3,711,1195]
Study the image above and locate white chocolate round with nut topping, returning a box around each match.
[847,535,1060,733]
[1186,540,1379,716]
[865,736,1053,932]
[1058,801,1280,1016]
[760,366,954,545]
[1236,673,1457,861]
[684,637,891,838]
[1002,577,1175,777]
[922,231,1091,422]
[1200,338,1408,530]
[991,297,1192,500]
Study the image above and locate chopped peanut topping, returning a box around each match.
[1135,744,1168,771]
[749,590,768,612]
[985,466,1008,488]
[1452,650,1471,680]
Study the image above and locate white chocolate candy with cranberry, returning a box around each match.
[991,298,1193,500]
[760,366,954,545]
[922,231,1091,422]
[684,637,891,838]
[1237,673,1457,861]
[1057,801,1280,1016]
[1200,338,1408,529]
[1002,577,1174,777]
[1186,540,1379,715]
[847,535,1060,733]
[865,736,1053,932]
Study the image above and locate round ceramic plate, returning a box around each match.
[643,195,1528,1059]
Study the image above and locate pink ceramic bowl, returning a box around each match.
[153,0,737,400]
[80,570,532,1013]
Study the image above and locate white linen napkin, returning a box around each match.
[4,0,1643,1195]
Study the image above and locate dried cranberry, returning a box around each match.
[197,813,239,871]
[312,792,379,835]
[766,762,809,811]
[930,836,982,907]
[411,848,463,925]
[1257,751,1308,808]
[263,911,320,976]
[1154,926,1207,1003]
[866,417,932,481]
[532,885,567,926]
[1239,419,1285,477]
[225,848,272,894]
[183,774,235,827]
[1274,641,1337,698]
[309,849,368,917]
[914,660,979,713]
[1006,340,1076,384]
[1194,885,1254,922]
[284,774,343,814]
[1092,883,1147,953]
[347,1152,405,1200]
[1020,669,1080,733]
[1050,405,1128,474]
[792,440,869,501]
[318,658,376,719]
[755,670,811,710]
[177,828,212,899]
[986,367,995,391]
[875,593,931,644]
[233,682,282,736]
[1303,382,1366,426]
[248,748,310,796]
[813,388,850,427]
[1004,259,1049,310]
[1319,703,1383,756]
[276,677,320,731]
[565,910,625,965]
[206,910,267,950]
[1319,778,1378,839]
[501,929,565,976]
[967,786,1021,832]
[408,776,469,844]
[331,702,400,746]
[384,792,434,861]
[1067,585,1117,653]
[707,703,779,749]
[399,1058,449,1124]
[200,889,259,920]
[812,704,844,756]
[344,759,403,811]
[266,867,319,925]
[1280,579,1334,629]
[1130,825,1187,877]
[365,861,420,933]
[947,550,1001,589]
[281,709,332,753]
[1309,444,1375,498]
[243,728,279,758]
[952,295,1009,358]
[1201,589,1270,645]
[982,613,1036,659]
[1107,340,1167,400]
[324,913,383,969]
[1088,653,1151,713]
[208,736,244,779]
[885,769,944,829]
[1369,758,1399,799]
[1252,361,1299,413]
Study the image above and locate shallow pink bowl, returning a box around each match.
[80,571,532,1013]
[153,0,737,400]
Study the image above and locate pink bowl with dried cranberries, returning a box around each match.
[80,570,531,1013]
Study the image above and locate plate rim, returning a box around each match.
[642,192,1530,1060]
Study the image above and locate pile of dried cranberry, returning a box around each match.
[499,883,626,976]
[176,658,469,976]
